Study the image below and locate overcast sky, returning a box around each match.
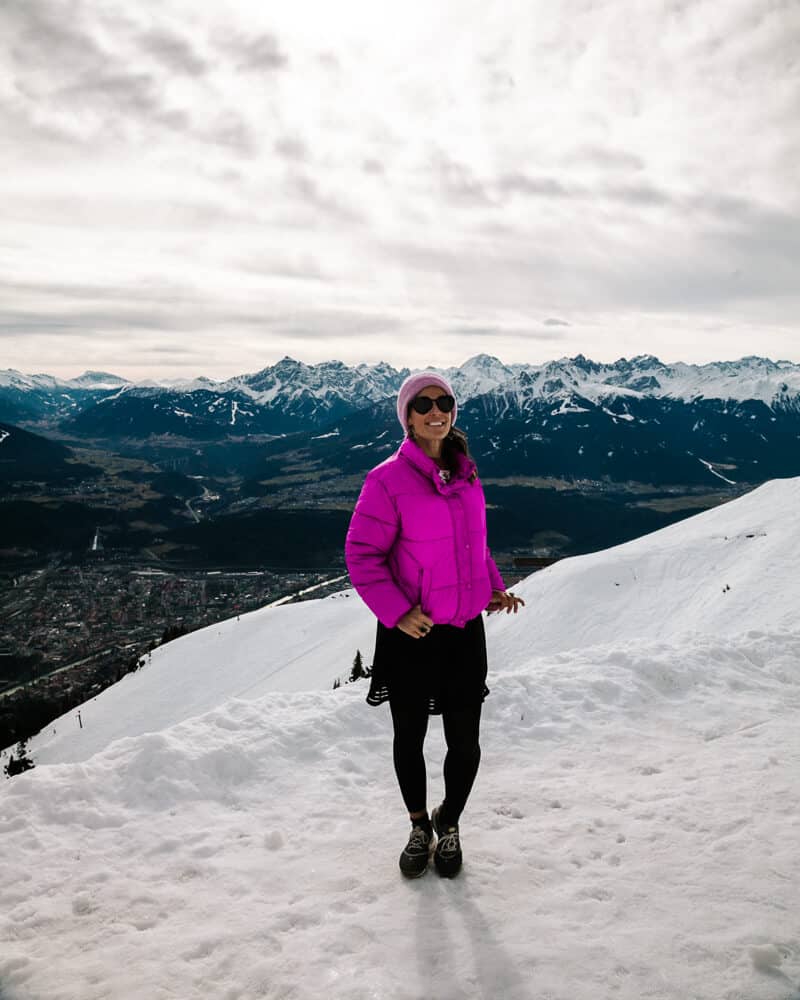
[1,0,798,380]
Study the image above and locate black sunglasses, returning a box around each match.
[410,394,455,415]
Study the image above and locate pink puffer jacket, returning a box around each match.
[345,437,506,629]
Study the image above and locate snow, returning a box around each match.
[698,458,738,485]
[66,371,129,389]
[97,384,131,403]
[750,944,785,972]
[0,369,62,390]
[452,354,800,407]
[602,406,634,421]
[576,382,643,404]
[9,354,800,415]
[552,399,591,415]
[664,359,800,404]
[448,354,515,399]
[3,480,800,1000]
[27,592,376,766]
[0,429,9,444]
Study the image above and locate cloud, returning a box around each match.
[2,0,799,375]
[141,343,204,357]
[2,0,109,78]
[0,3,195,145]
[0,276,412,348]
[0,276,202,307]
[317,51,341,71]
[54,71,185,124]
[602,181,674,207]
[215,30,289,73]
[435,154,493,205]
[497,174,571,199]
[485,68,516,102]
[282,172,366,225]
[233,253,335,283]
[0,310,176,334]
[0,3,268,152]
[449,325,569,342]
[565,145,646,172]
[139,29,209,76]
[203,115,259,156]
[0,102,83,157]
[496,172,676,208]
[221,307,410,339]
[275,136,309,161]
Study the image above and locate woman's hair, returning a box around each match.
[406,411,478,483]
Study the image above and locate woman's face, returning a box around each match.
[407,384,453,445]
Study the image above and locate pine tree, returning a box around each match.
[4,740,35,778]
[349,650,364,683]
[333,677,341,690]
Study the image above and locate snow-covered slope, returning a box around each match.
[29,590,376,766]
[4,643,798,1000]
[488,476,800,665]
[3,479,799,1000]
[26,477,800,767]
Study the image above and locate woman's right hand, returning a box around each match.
[396,604,434,639]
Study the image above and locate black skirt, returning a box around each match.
[366,612,490,715]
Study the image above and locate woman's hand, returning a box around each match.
[396,604,435,639]
[486,590,526,615]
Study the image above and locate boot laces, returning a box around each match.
[438,829,459,854]
[408,826,430,851]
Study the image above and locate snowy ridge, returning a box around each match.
[5,353,800,410]
[0,369,63,390]
[66,371,130,390]
[0,369,128,391]
[446,353,800,407]
[487,476,800,664]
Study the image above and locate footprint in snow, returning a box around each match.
[493,805,524,820]
[577,885,614,902]
[264,831,284,851]
[72,893,97,916]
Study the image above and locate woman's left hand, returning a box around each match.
[486,590,525,615]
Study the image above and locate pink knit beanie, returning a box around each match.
[396,370,457,436]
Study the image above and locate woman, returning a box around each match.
[344,370,524,878]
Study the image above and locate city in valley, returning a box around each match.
[0,556,346,761]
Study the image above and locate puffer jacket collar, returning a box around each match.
[397,437,477,496]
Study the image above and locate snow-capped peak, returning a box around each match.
[67,371,130,389]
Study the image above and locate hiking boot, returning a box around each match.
[399,820,435,878]
[431,805,462,878]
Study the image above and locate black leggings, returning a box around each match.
[389,699,482,825]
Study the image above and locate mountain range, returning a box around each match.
[3,353,800,487]
[4,353,800,427]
